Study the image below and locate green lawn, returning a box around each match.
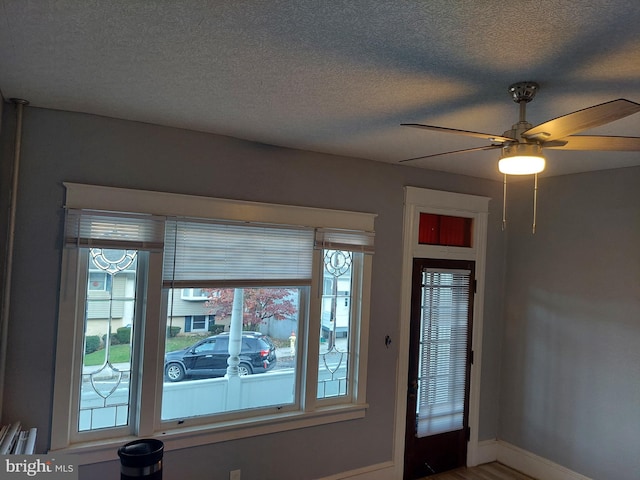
[83,334,209,366]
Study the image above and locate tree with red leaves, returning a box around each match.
[204,288,297,331]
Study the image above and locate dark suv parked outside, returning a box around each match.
[164,331,277,382]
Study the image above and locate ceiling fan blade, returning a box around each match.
[401,123,515,143]
[523,99,640,142]
[399,144,502,163]
[543,135,640,151]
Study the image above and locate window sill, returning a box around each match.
[49,403,368,465]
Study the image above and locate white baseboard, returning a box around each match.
[475,439,498,466]
[496,440,592,480]
[317,460,396,480]
[317,440,592,480]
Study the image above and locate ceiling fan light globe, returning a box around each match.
[499,143,546,175]
[498,155,546,175]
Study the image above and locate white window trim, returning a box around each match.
[87,271,108,291]
[180,288,209,301]
[393,186,490,477]
[62,182,373,231]
[51,183,375,464]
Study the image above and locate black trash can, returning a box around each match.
[118,439,164,479]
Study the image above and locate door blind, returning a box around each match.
[416,268,471,437]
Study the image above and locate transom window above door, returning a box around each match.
[418,213,473,248]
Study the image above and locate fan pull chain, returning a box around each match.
[502,174,507,231]
[532,173,538,234]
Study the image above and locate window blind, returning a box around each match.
[314,228,375,254]
[64,209,166,251]
[163,218,315,286]
[416,268,471,437]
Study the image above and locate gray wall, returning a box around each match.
[500,168,640,480]
[0,106,505,480]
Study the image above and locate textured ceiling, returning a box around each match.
[1,0,639,179]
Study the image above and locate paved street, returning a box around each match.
[80,336,350,408]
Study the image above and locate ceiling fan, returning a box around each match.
[400,81,640,172]
[400,82,640,232]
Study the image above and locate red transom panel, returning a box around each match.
[418,213,472,247]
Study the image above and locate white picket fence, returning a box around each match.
[161,369,296,419]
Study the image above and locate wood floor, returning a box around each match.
[421,462,535,480]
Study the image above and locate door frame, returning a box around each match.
[394,187,490,478]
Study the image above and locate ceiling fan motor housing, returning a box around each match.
[501,142,542,157]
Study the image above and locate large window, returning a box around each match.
[51,184,374,459]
